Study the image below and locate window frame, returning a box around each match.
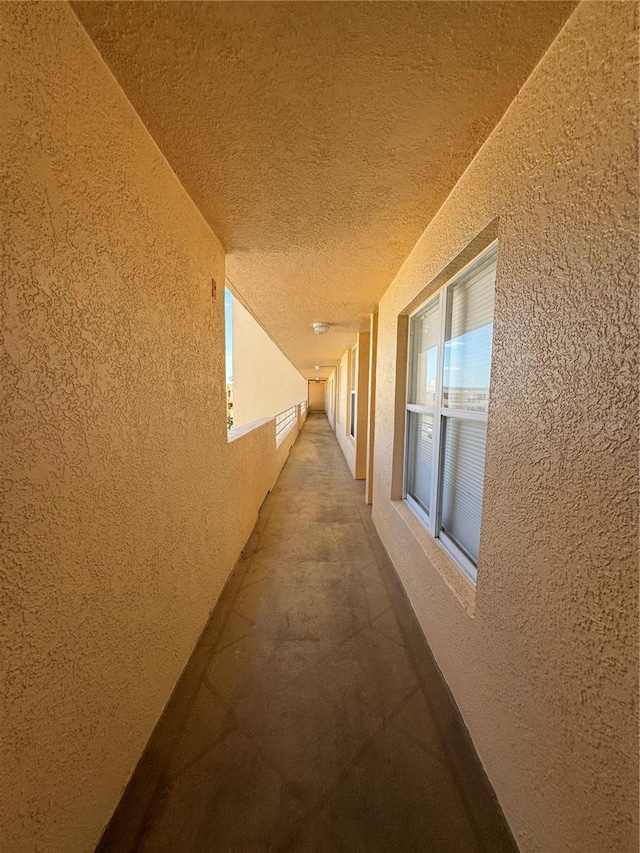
[403,241,498,584]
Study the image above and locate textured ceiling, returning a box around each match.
[72,1,575,378]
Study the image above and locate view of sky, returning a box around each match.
[443,325,493,391]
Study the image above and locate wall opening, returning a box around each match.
[224,287,234,430]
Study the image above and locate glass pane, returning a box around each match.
[439,418,487,565]
[443,251,496,412]
[409,299,440,406]
[406,412,434,515]
[350,391,356,437]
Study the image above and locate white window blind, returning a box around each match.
[406,412,434,515]
[404,242,497,582]
[443,257,495,413]
[410,300,440,408]
[440,418,487,564]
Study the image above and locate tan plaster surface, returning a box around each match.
[71,0,575,378]
[371,3,639,852]
[335,350,356,476]
[2,2,637,851]
[354,332,370,480]
[231,296,307,427]
[1,4,300,850]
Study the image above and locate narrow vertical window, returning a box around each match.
[349,345,357,438]
[404,242,497,582]
[406,298,440,515]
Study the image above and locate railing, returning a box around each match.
[274,401,308,446]
[275,406,297,445]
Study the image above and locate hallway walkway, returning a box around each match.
[100,415,516,853]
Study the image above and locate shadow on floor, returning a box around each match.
[98,414,517,853]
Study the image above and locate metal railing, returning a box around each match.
[275,405,297,445]
[274,401,308,446]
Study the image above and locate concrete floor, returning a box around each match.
[99,414,516,853]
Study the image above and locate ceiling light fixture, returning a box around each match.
[312,323,331,335]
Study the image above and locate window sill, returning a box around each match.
[391,499,476,618]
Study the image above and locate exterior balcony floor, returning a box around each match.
[99,414,516,853]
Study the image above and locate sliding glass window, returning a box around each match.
[405,242,497,583]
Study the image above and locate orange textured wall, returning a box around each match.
[231,295,307,427]
[372,3,638,852]
[335,350,356,475]
[0,3,298,850]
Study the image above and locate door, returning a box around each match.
[308,380,326,412]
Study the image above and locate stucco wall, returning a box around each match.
[326,370,337,429]
[335,350,356,476]
[365,314,378,504]
[231,296,307,428]
[354,332,370,480]
[1,4,300,851]
[335,335,371,481]
[371,3,638,852]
